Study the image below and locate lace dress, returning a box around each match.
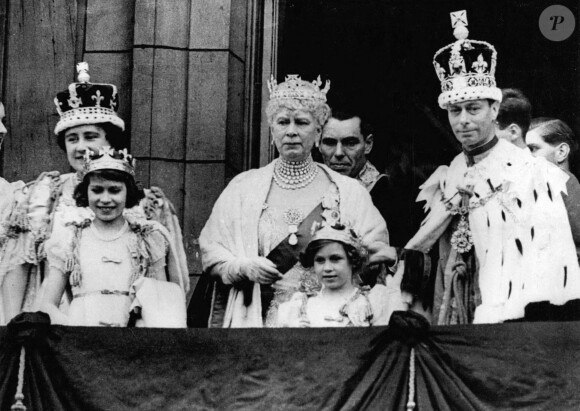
[275,285,394,327]
[0,171,188,325]
[46,220,168,327]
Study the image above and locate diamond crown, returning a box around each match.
[433,11,497,86]
[268,74,330,102]
[82,146,135,177]
[431,10,501,108]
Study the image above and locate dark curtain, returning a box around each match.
[1,322,580,410]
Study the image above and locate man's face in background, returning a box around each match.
[320,117,372,177]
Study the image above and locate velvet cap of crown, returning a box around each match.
[268,74,331,102]
[81,146,135,178]
[433,10,502,109]
[54,62,125,135]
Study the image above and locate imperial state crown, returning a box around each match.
[433,10,502,109]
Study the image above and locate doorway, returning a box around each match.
[265,0,580,179]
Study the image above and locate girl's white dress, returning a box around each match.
[275,284,402,327]
[0,171,188,325]
[46,219,168,326]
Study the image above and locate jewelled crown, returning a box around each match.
[268,74,331,102]
[300,221,367,269]
[433,10,502,109]
[54,62,125,134]
[309,221,363,251]
[82,146,135,177]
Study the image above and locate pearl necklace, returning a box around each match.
[273,156,318,190]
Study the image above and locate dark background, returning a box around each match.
[278,0,580,184]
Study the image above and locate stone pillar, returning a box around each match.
[129,0,254,288]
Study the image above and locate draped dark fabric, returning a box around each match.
[1,320,580,410]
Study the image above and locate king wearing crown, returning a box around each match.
[404,11,580,325]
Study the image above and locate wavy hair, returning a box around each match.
[266,98,331,128]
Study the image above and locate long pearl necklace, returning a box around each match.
[273,155,318,190]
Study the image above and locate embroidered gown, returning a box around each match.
[46,220,168,326]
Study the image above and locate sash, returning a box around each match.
[242,203,325,310]
[266,202,324,274]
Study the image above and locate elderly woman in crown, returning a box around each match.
[0,63,189,324]
[199,74,397,328]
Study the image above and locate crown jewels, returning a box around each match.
[82,146,135,177]
[54,62,125,134]
[433,10,501,108]
[268,74,330,102]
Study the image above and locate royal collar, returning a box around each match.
[463,136,499,166]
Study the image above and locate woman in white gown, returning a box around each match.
[276,223,405,327]
[199,74,394,328]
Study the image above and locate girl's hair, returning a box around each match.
[300,239,366,274]
[74,169,145,209]
[529,118,578,155]
[57,122,129,151]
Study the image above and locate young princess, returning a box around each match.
[40,147,182,327]
[275,223,405,327]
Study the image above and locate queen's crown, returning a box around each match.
[53,62,125,134]
[268,74,330,102]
